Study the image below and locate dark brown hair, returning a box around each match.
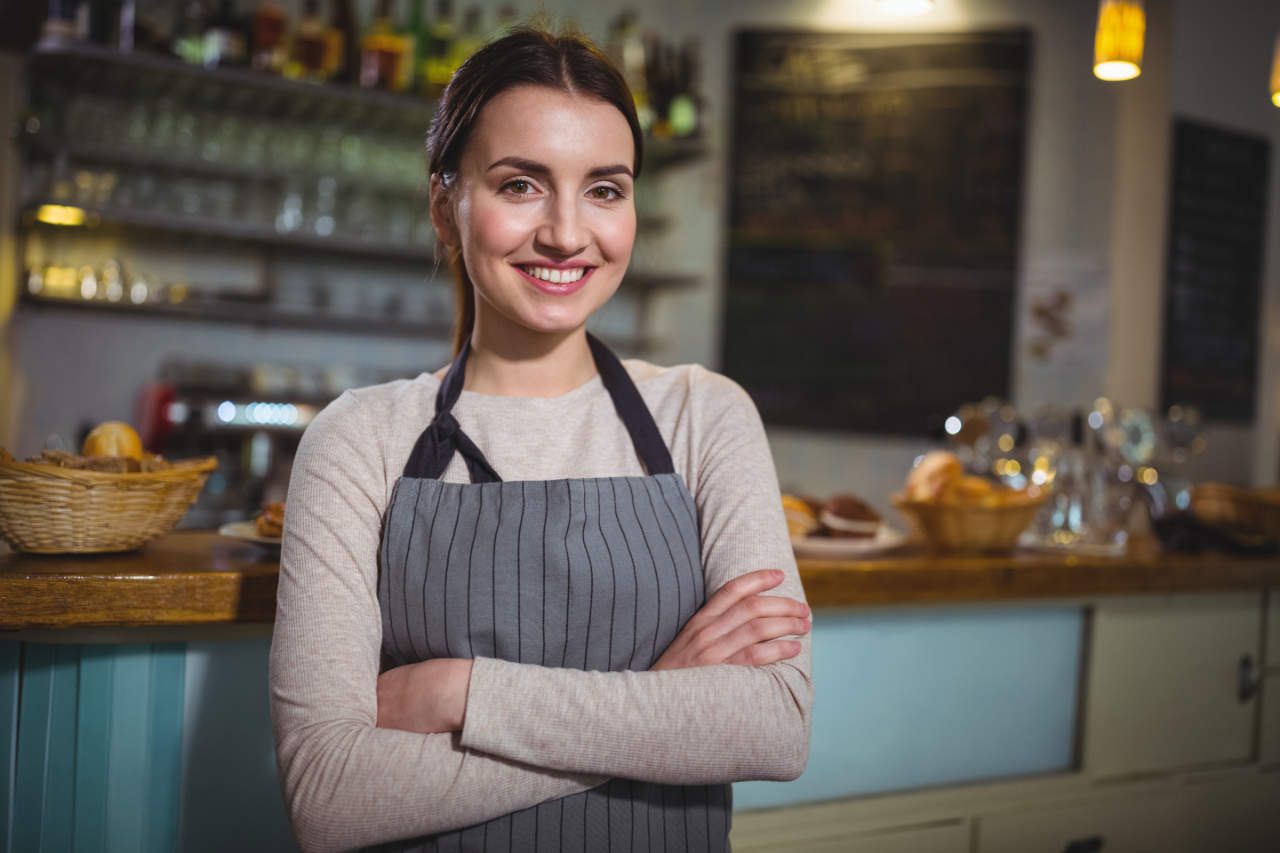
[425,26,644,356]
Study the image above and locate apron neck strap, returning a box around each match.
[403,333,675,481]
[587,333,675,476]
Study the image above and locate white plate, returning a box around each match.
[791,526,910,559]
[218,520,282,548]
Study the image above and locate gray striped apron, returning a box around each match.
[372,334,732,853]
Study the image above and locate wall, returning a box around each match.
[7,0,1275,501]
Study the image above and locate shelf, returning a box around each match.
[21,290,445,339]
[28,39,433,134]
[21,202,431,263]
[21,137,428,200]
[20,202,699,290]
[26,40,710,167]
[19,292,661,353]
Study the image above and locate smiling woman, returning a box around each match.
[269,26,813,853]
[430,85,638,360]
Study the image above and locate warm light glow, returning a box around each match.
[35,204,86,226]
[1094,0,1145,82]
[997,433,1015,453]
[1138,466,1159,486]
[875,0,935,15]
[1271,33,1280,108]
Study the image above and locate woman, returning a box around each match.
[270,27,812,853]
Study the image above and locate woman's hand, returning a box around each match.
[651,569,810,670]
[376,658,473,734]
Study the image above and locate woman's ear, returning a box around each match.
[429,173,458,247]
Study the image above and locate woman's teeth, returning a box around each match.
[522,265,587,284]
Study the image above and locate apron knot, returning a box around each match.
[405,409,503,483]
[431,411,461,441]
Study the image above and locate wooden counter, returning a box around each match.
[2,532,1278,629]
[0,532,279,630]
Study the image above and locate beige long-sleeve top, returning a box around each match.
[269,358,812,853]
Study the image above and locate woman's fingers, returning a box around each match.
[697,569,787,620]
[704,615,811,663]
[723,639,804,667]
[692,592,810,649]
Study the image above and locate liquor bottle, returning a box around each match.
[252,1,288,72]
[606,11,651,132]
[406,0,426,93]
[446,5,482,73]
[667,38,702,137]
[423,0,455,98]
[359,0,406,92]
[38,0,80,46]
[286,0,329,81]
[490,4,517,40]
[202,0,247,68]
[326,0,358,84]
[171,0,207,64]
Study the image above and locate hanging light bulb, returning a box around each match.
[1270,32,1280,107]
[1094,0,1145,82]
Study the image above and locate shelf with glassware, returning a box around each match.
[16,39,708,350]
[16,288,662,355]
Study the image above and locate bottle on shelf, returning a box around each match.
[422,0,455,98]
[668,38,702,138]
[325,0,359,84]
[171,0,207,64]
[201,0,247,68]
[38,0,80,47]
[446,6,483,73]
[490,4,517,41]
[606,10,651,132]
[359,0,408,92]
[286,0,329,81]
[252,1,288,72]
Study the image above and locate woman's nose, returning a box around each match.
[534,196,587,257]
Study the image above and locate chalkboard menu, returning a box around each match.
[1161,119,1270,422]
[722,29,1031,435]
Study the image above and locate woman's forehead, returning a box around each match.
[463,85,635,175]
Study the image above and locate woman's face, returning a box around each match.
[434,84,637,340]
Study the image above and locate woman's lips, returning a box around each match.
[514,263,594,295]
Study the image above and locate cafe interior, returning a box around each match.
[2,0,1280,850]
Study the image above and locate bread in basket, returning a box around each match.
[0,449,217,554]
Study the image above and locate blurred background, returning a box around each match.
[1,0,1278,537]
[3,2,1280,851]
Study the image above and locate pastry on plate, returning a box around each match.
[820,494,881,539]
[255,501,285,538]
[782,494,820,537]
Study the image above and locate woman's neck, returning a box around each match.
[463,318,597,399]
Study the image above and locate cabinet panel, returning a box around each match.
[977,792,1188,853]
[1267,590,1279,666]
[733,819,969,853]
[1261,675,1280,766]
[1172,772,1280,851]
[1083,592,1261,776]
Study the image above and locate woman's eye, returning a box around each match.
[503,180,532,195]
[590,185,623,201]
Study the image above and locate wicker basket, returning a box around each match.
[891,491,1047,554]
[0,456,217,554]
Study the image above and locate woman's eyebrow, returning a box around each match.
[486,156,634,180]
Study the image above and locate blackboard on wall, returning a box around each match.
[722,29,1031,436]
[1160,119,1270,422]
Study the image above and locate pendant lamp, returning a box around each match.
[1094,0,1145,82]
[875,0,935,16]
[1270,32,1280,107]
